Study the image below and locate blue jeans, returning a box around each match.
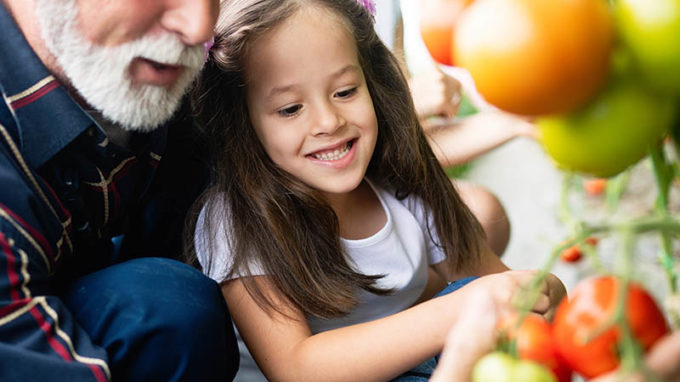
[391,276,478,382]
[61,257,239,381]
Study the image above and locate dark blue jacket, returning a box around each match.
[0,3,211,379]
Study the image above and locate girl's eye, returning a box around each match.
[278,104,302,117]
[335,87,357,99]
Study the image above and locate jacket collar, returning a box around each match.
[0,2,94,168]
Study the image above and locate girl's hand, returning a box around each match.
[430,290,499,382]
[540,272,568,320]
[463,270,567,320]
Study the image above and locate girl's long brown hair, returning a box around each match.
[186,0,485,319]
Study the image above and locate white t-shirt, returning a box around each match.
[194,181,449,381]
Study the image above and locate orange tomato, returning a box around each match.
[420,0,473,66]
[452,0,614,116]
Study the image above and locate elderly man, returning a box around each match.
[0,0,238,380]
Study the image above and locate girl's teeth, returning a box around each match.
[313,142,351,161]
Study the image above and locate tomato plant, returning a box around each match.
[472,351,556,382]
[614,0,680,95]
[552,276,669,378]
[419,0,473,66]
[452,0,613,116]
[537,74,676,178]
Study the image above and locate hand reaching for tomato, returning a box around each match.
[430,271,566,382]
[431,295,680,382]
[459,270,566,321]
[430,290,499,382]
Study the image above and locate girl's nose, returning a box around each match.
[312,102,346,136]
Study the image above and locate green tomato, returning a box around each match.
[615,0,680,94]
[537,75,676,177]
[513,361,558,382]
[472,351,556,382]
[472,352,516,382]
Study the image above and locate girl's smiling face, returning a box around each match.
[244,7,378,197]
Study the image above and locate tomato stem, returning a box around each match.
[649,144,678,294]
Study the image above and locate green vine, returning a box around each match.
[513,142,680,379]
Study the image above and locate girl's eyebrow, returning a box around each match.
[332,64,361,79]
[266,64,361,100]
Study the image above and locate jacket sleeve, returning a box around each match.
[0,148,111,381]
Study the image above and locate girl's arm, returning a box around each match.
[426,111,537,168]
[223,268,557,382]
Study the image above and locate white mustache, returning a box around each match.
[134,33,204,70]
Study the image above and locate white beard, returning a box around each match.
[34,0,205,131]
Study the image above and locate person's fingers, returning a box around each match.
[545,273,568,305]
[530,293,552,316]
[645,330,680,381]
[430,294,499,382]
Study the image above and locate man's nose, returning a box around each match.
[161,0,219,46]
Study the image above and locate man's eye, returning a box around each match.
[278,104,302,117]
[336,87,357,98]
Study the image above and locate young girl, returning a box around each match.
[189,0,566,380]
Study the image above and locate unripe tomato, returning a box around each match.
[614,0,680,95]
[537,75,676,177]
[420,0,473,66]
[453,0,614,116]
[553,276,670,378]
[472,351,557,382]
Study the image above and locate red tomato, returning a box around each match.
[420,0,473,66]
[452,0,614,116]
[553,276,669,378]
[584,178,607,196]
[499,315,572,382]
[559,246,582,263]
[560,237,598,263]
[584,237,598,247]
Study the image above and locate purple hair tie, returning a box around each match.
[356,0,376,15]
[204,36,215,62]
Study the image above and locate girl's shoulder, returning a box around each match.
[194,193,266,281]
[193,194,236,281]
